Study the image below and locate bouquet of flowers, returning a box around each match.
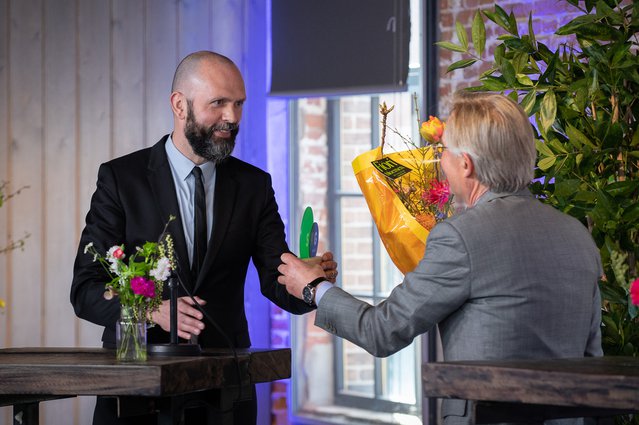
[352,99,452,274]
[83,216,176,360]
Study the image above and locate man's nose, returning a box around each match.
[222,104,242,123]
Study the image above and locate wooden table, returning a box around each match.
[0,347,291,425]
[422,356,639,424]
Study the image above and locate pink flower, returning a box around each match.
[130,276,156,298]
[107,245,125,261]
[422,179,450,209]
[630,278,639,306]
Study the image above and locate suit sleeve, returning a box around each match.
[70,163,124,329]
[314,221,471,357]
[252,174,313,315]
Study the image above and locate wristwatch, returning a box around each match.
[302,277,326,306]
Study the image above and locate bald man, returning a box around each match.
[71,51,336,425]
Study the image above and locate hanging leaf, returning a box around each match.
[472,10,486,58]
[527,13,537,49]
[446,58,478,73]
[540,90,557,132]
[435,41,468,53]
[456,21,469,50]
[516,73,534,86]
[538,156,557,170]
[520,89,537,115]
[566,124,598,149]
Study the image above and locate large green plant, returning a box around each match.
[438,0,639,358]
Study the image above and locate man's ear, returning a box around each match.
[170,92,186,120]
[461,153,474,178]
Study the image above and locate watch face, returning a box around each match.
[302,285,314,305]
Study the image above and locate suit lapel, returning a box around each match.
[146,137,192,289]
[193,159,238,292]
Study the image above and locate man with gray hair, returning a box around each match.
[277,92,603,424]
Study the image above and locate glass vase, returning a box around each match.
[116,305,147,362]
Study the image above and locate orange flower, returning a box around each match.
[419,116,445,144]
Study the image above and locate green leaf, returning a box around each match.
[622,202,639,223]
[501,60,517,86]
[520,89,537,115]
[446,58,478,73]
[456,21,469,50]
[486,5,513,33]
[481,76,508,91]
[604,181,639,197]
[631,130,639,147]
[556,14,598,35]
[540,90,557,132]
[516,73,534,86]
[548,138,568,154]
[527,12,536,49]
[538,156,556,170]
[472,10,486,58]
[435,41,468,53]
[535,139,554,157]
[507,11,519,36]
[573,191,597,202]
[566,124,598,149]
[554,179,581,197]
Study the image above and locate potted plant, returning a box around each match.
[437,0,639,361]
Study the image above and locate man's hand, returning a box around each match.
[319,251,338,283]
[278,253,328,300]
[150,296,207,340]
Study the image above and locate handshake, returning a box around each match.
[277,252,338,304]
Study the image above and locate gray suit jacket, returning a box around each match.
[315,189,602,423]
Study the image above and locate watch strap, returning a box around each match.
[307,276,326,288]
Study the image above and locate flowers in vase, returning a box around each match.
[83,216,176,323]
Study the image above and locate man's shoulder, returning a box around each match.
[218,156,270,179]
[103,138,166,170]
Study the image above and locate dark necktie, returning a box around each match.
[191,166,207,280]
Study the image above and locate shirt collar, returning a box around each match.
[165,134,216,182]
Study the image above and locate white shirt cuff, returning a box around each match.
[315,281,334,306]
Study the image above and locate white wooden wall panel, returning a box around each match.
[76,0,112,355]
[145,0,178,145]
[0,0,9,422]
[9,0,44,348]
[0,1,267,423]
[42,1,80,422]
[0,0,9,350]
[178,0,211,58]
[112,0,145,158]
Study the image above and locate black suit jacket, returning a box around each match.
[71,136,312,348]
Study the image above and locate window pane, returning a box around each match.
[341,338,375,397]
[381,341,418,404]
[339,196,373,294]
[339,96,372,192]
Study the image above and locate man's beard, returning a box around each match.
[184,104,239,163]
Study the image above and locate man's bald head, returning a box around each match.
[171,51,238,94]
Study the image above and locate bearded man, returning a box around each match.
[71,51,336,425]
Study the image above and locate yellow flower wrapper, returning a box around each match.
[353,146,440,274]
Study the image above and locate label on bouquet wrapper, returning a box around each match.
[372,157,412,179]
